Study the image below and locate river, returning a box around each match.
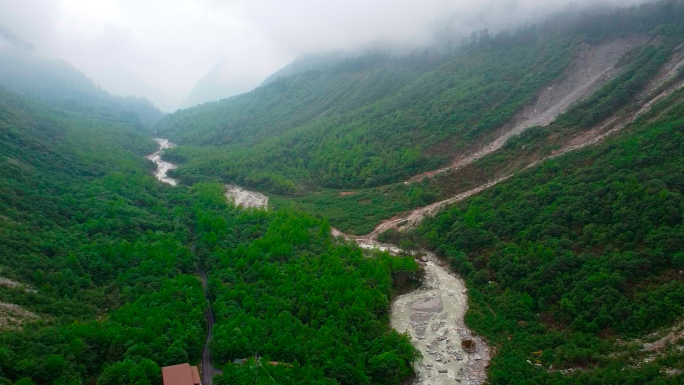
[224,184,269,209]
[390,252,490,384]
[145,138,489,384]
[345,235,491,384]
[147,138,178,186]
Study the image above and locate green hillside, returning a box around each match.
[3,1,684,384]
[159,36,575,193]
[156,1,684,196]
[0,47,165,126]
[279,36,681,235]
[412,83,684,384]
[0,89,417,384]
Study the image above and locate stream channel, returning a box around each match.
[147,139,488,384]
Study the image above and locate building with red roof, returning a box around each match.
[162,363,201,385]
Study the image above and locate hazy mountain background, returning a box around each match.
[0,29,165,125]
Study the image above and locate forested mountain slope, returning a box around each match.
[0,43,165,126]
[411,81,684,384]
[156,1,684,195]
[0,88,418,384]
[3,1,684,384]
[285,28,684,235]
[158,36,575,192]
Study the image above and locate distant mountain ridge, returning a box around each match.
[180,52,353,109]
[0,31,165,126]
[180,58,258,109]
[260,51,349,86]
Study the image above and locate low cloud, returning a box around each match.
[0,0,652,110]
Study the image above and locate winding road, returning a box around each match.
[194,244,223,385]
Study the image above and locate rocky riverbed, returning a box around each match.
[224,184,269,209]
[147,138,178,186]
[391,253,490,385]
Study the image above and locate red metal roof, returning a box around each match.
[162,363,198,385]
[190,365,201,385]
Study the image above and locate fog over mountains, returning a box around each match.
[0,0,652,111]
[2,1,684,384]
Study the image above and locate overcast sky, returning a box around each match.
[0,0,650,110]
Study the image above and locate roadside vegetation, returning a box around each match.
[0,88,417,385]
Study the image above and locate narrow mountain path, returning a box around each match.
[193,243,223,385]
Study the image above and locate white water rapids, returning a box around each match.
[147,138,178,186]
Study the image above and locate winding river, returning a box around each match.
[146,138,489,384]
[343,236,491,384]
[147,138,178,186]
[390,252,490,384]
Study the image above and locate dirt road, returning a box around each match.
[193,244,223,385]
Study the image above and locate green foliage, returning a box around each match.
[159,34,575,192]
[417,87,684,382]
[155,1,684,196]
[189,186,420,384]
[0,87,207,384]
[96,359,160,385]
[0,87,420,384]
[281,33,683,235]
[270,177,442,235]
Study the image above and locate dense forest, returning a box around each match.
[159,35,575,193]
[280,23,684,235]
[191,183,419,384]
[0,88,417,384]
[3,1,684,384]
[156,0,684,195]
[411,82,684,383]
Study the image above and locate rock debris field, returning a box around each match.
[391,253,490,385]
[224,184,269,209]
